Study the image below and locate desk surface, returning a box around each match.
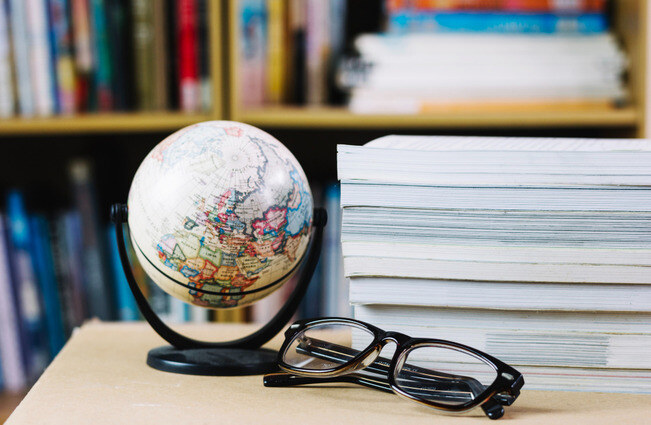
[6,322,651,424]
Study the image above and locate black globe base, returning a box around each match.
[111,203,327,377]
[147,346,279,376]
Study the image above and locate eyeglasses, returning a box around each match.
[264,317,524,420]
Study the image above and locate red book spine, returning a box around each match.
[178,0,199,113]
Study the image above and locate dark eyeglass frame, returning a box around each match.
[265,317,524,420]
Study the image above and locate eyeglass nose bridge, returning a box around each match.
[347,331,412,374]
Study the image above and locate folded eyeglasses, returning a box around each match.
[264,317,524,420]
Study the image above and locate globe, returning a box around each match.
[127,121,313,309]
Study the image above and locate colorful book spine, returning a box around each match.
[69,159,114,321]
[0,0,15,117]
[90,0,113,111]
[62,211,88,327]
[5,191,49,382]
[196,0,211,112]
[152,0,169,110]
[29,215,65,357]
[387,12,609,34]
[288,0,306,105]
[0,215,27,392]
[106,225,138,321]
[26,0,56,116]
[132,0,155,110]
[71,0,94,111]
[49,0,77,114]
[9,0,34,116]
[305,0,329,105]
[386,0,607,12]
[238,0,266,107]
[266,0,286,104]
[107,0,131,111]
[178,0,200,112]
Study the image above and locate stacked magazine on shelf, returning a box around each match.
[338,135,651,392]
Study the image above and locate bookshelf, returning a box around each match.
[0,0,224,134]
[0,0,650,418]
[0,0,647,135]
[227,0,649,136]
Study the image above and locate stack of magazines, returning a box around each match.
[339,0,627,114]
[337,135,651,392]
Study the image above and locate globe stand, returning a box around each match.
[110,203,327,376]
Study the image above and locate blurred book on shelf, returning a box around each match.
[234,0,629,115]
[0,170,349,393]
[0,0,212,119]
[338,135,651,393]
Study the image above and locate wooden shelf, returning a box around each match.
[235,105,640,129]
[0,391,25,424]
[0,113,216,136]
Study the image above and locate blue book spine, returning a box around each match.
[29,215,65,357]
[388,12,608,34]
[106,225,138,321]
[5,190,49,381]
[46,0,61,113]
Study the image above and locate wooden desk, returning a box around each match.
[6,322,651,424]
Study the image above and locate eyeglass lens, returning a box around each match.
[282,322,375,370]
[395,345,498,406]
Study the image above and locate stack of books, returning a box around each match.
[338,0,627,114]
[338,135,651,392]
[0,0,211,118]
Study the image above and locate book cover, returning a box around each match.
[107,0,131,111]
[9,0,34,116]
[238,0,266,107]
[288,0,306,104]
[62,211,88,327]
[49,212,83,336]
[0,215,27,392]
[266,0,286,104]
[5,191,49,382]
[164,0,179,109]
[152,0,169,110]
[90,0,113,111]
[69,160,114,321]
[48,0,77,115]
[29,215,65,357]
[25,0,56,116]
[305,0,330,105]
[387,11,609,34]
[385,0,607,12]
[0,0,15,117]
[106,225,138,321]
[178,0,199,112]
[132,0,155,110]
[196,0,211,112]
[71,0,94,111]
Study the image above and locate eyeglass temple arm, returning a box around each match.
[264,371,504,419]
[297,338,486,394]
[264,371,394,394]
[297,337,518,406]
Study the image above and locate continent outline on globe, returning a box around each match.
[127,121,313,309]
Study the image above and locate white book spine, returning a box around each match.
[0,217,27,391]
[25,0,55,116]
[0,0,14,117]
[9,0,34,116]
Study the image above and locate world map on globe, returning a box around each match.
[127,121,313,309]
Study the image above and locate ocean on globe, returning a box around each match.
[127,121,313,309]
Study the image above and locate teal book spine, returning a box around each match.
[106,225,139,321]
[388,12,608,34]
[29,215,65,357]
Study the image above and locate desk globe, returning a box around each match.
[111,121,326,376]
